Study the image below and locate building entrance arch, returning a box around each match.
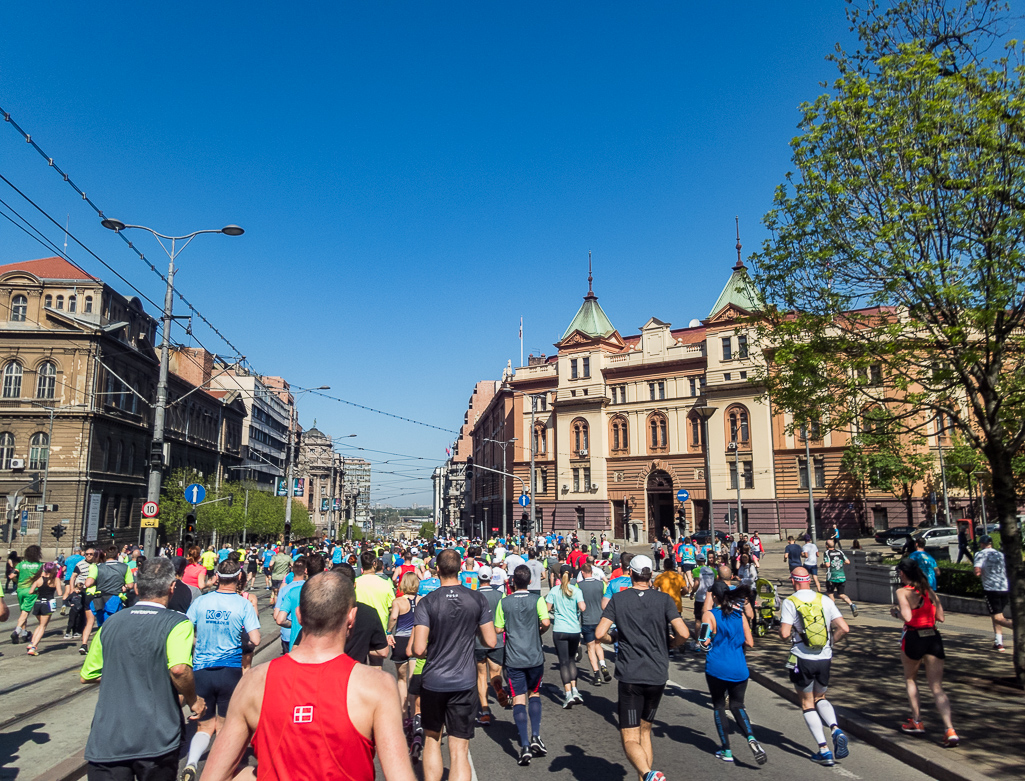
[646,469,675,543]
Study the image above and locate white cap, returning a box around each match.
[630,554,654,574]
[478,566,493,581]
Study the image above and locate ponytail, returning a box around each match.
[560,569,573,598]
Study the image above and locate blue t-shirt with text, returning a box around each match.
[187,590,260,670]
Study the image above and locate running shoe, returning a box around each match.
[850,603,859,617]
[716,750,734,763]
[993,642,1006,652]
[575,645,584,663]
[180,764,198,781]
[748,739,767,765]
[562,691,575,709]
[900,718,925,734]
[517,745,532,766]
[409,733,423,762]
[79,644,88,655]
[832,728,849,759]
[642,772,666,781]
[64,632,72,639]
[10,630,20,645]
[601,665,612,683]
[530,735,547,757]
[72,633,81,639]
[491,675,510,708]
[572,689,584,705]
[943,729,960,748]
[26,645,38,656]
[811,749,835,766]
[476,708,493,726]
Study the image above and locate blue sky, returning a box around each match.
[0,2,983,505]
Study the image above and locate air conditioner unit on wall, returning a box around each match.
[9,458,25,470]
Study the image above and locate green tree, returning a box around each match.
[840,408,935,524]
[751,0,1025,681]
[419,522,436,539]
[159,468,203,546]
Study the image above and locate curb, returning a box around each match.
[748,669,992,781]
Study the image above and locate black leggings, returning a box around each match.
[705,674,754,750]
[553,632,581,686]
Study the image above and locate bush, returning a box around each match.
[936,561,984,597]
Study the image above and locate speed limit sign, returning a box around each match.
[141,500,160,518]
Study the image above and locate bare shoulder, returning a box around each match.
[350,663,398,697]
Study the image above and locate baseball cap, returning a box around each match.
[630,554,654,574]
[978,534,993,546]
[478,566,493,581]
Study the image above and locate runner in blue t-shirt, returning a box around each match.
[418,575,442,595]
[331,546,344,565]
[276,579,305,650]
[182,561,261,779]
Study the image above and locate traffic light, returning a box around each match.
[227,494,234,508]
[623,502,632,523]
[465,456,474,481]
[676,507,686,526]
[520,512,531,535]
[284,520,292,544]
[184,513,197,547]
[51,524,65,540]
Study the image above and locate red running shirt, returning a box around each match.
[253,652,375,781]
[903,586,937,630]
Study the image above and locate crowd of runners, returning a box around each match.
[4,525,1011,781]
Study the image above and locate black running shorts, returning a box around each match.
[420,686,476,740]
[902,628,945,661]
[788,656,831,693]
[984,590,1010,617]
[194,666,243,718]
[825,580,845,596]
[618,681,664,729]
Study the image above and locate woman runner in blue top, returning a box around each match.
[700,581,766,765]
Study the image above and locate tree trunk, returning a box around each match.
[986,445,1025,685]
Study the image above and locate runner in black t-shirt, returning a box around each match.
[783,536,805,572]
[596,555,689,781]
[413,549,497,781]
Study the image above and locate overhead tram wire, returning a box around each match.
[307,389,458,434]
[0,108,247,364]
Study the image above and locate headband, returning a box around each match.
[791,574,811,583]
[216,570,241,580]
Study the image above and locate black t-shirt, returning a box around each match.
[345,602,389,663]
[167,580,193,614]
[784,544,804,567]
[601,587,680,685]
[413,584,492,692]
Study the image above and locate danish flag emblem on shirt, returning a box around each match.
[293,706,314,723]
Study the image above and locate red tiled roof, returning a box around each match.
[0,256,99,282]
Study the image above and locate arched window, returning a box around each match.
[55,295,64,310]
[102,438,111,472]
[29,432,49,470]
[3,362,23,398]
[610,416,629,453]
[84,296,94,314]
[68,295,77,313]
[11,295,27,322]
[115,441,123,473]
[0,433,13,469]
[727,405,750,445]
[36,361,56,399]
[532,423,547,456]
[572,419,589,455]
[44,294,53,308]
[647,412,668,452]
[128,443,136,475]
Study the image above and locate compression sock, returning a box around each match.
[513,704,530,747]
[802,709,827,747]
[995,632,1004,645]
[528,696,542,738]
[732,706,754,739]
[815,699,839,730]
[713,707,730,750]
[187,731,212,767]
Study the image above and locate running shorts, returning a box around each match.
[984,590,1010,617]
[506,665,544,697]
[392,635,413,664]
[420,686,476,740]
[17,589,37,613]
[86,748,179,781]
[618,681,664,729]
[194,666,244,718]
[474,647,505,666]
[32,597,56,616]
[825,580,845,596]
[581,624,597,645]
[271,579,283,591]
[408,673,423,697]
[902,627,945,661]
[788,656,831,692]
[806,565,819,576]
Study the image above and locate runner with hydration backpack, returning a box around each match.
[780,566,851,766]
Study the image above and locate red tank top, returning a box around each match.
[253,653,375,781]
[904,586,937,630]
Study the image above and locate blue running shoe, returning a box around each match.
[811,749,835,766]
[832,728,849,759]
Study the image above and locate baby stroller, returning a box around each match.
[752,577,781,637]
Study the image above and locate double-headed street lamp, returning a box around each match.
[100,218,243,557]
[692,405,717,543]
[484,437,517,537]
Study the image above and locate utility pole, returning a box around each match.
[729,442,743,534]
[804,421,817,544]
[530,395,537,536]
[283,402,295,546]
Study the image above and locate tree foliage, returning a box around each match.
[751,0,1025,680]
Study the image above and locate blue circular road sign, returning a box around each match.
[185,483,206,505]
[676,489,690,502]
[518,494,530,507]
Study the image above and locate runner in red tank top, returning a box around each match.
[201,571,416,781]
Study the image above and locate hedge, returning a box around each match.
[936,561,984,598]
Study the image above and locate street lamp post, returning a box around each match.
[484,437,517,538]
[803,421,818,544]
[100,218,243,557]
[727,441,742,535]
[974,471,989,528]
[957,463,975,523]
[692,406,717,544]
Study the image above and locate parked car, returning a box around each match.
[889,526,959,551]
[874,526,917,546]
[690,530,730,546]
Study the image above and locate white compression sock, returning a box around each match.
[803,709,827,746]
[995,633,1004,644]
[187,731,212,767]
[815,699,838,730]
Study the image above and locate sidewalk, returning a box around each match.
[747,539,1023,780]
